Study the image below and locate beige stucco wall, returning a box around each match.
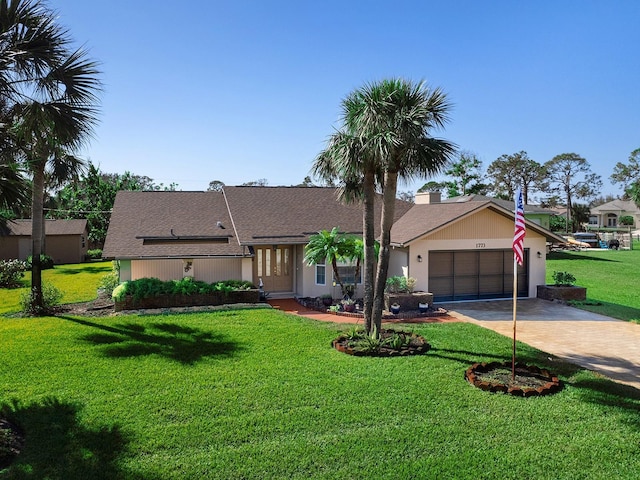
[128,257,243,282]
[402,210,547,298]
[297,245,364,299]
[46,233,88,264]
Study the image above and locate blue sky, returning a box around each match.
[54,0,639,199]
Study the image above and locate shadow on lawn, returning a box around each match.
[568,376,640,430]
[1,397,148,480]
[547,251,621,262]
[54,265,112,275]
[59,316,243,364]
[571,300,640,323]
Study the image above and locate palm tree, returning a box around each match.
[304,227,352,297]
[0,0,101,313]
[314,79,456,334]
[312,128,381,332]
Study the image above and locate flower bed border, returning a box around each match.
[296,297,447,320]
[465,361,562,397]
[332,329,431,357]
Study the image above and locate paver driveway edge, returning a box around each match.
[443,300,640,391]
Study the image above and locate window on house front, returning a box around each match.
[607,213,617,227]
[588,216,598,225]
[315,264,326,285]
[334,265,361,285]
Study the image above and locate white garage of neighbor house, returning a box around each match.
[389,192,566,302]
[103,187,563,303]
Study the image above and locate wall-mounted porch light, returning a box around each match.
[417,254,423,262]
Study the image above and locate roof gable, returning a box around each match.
[591,199,640,214]
[392,200,565,245]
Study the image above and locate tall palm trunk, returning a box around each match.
[372,170,398,332]
[362,170,376,334]
[30,163,45,310]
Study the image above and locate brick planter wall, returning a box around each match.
[115,289,260,311]
[536,285,587,302]
[384,292,434,311]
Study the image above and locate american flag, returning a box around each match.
[513,188,526,265]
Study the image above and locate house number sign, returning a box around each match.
[475,243,486,248]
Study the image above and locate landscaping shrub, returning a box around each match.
[99,261,120,296]
[552,271,576,286]
[20,283,63,315]
[25,254,54,270]
[85,249,103,260]
[0,260,26,288]
[115,277,255,301]
[385,275,416,293]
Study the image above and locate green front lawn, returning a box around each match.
[0,261,112,315]
[546,249,640,322]
[1,310,639,479]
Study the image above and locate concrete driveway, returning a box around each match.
[439,298,640,390]
[272,297,639,390]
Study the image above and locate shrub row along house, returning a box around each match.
[103,187,565,302]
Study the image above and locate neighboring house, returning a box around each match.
[0,219,88,264]
[103,187,564,302]
[589,199,640,228]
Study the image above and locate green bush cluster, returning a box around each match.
[552,271,576,286]
[20,283,63,315]
[99,261,120,296]
[25,254,54,270]
[385,275,416,293]
[0,259,26,288]
[113,277,255,301]
[85,249,103,260]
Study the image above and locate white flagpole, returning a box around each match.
[512,256,518,381]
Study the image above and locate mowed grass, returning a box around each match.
[1,309,639,479]
[546,248,640,322]
[0,261,112,314]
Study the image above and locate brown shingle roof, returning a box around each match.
[103,187,415,259]
[3,219,87,236]
[103,191,245,259]
[222,186,412,245]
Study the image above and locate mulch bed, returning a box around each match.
[0,418,24,470]
[332,328,431,357]
[465,362,562,397]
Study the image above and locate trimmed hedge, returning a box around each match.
[113,277,259,311]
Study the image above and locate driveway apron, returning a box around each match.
[440,298,640,390]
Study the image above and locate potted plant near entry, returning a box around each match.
[341,297,356,312]
[390,303,401,315]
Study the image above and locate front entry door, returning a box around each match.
[254,245,293,292]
